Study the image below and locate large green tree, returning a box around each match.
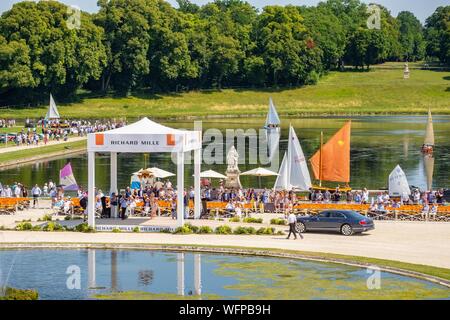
[397,11,425,61]
[0,1,106,99]
[424,6,450,64]
[95,0,151,94]
[255,5,322,86]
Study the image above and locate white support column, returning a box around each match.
[110,152,118,219]
[194,148,201,219]
[177,252,185,296]
[177,151,185,227]
[194,253,202,296]
[88,249,96,289]
[88,151,96,228]
[110,152,118,195]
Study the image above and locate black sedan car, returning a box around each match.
[295,210,374,236]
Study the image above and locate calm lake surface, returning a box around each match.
[0,116,449,190]
[1,249,449,300]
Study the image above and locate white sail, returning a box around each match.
[265,97,281,127]
[265,97,281,161]
[288,126,312,191]
[424,108,434,146]
[273,126,312,191]
[274,152,288,190]
[46,93,60,120]
[388,165,411,197]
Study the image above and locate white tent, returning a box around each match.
[388,165,411,197]
[145,167,175,179]
[196,170,227,179]
[87,117,202,228]
[45,93,60,120]
[241,167,279,177]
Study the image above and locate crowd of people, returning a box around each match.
[41,119,127,137]
[1,177,447,219]
[1,118,126,147]
[86,181,448,220]
[0,119,16,128]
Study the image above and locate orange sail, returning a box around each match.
[310,121,351,183]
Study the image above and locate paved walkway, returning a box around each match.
[0,136,86,154]
[1,205,449,269]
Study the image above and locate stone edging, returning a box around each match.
[1,242,449,289]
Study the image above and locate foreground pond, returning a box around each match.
[0,249,448,300]
[0,115,449,190]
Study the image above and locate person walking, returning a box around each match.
[31,184,42,208]
[286,212,299,240]
[119,194,128,220]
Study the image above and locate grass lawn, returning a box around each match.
[0,126,23,134]
[0,139,86,165]
[1,62,449,120]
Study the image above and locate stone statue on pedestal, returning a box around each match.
[403,62,410,79]
[225,146,242,189]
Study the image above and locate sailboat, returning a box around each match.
[421,108,434,154]
[59,162,79,191]
[273,125,312,191]
[388,165,411,197]
[309,121,352,192]
[264,97,281,162]
[45,93,61,120]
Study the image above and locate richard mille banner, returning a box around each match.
[88,132,201,153]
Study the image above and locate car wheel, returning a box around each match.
[296,222,306,233]
[341,224,353,236]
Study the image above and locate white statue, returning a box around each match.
[227,146,239,171]
[225,146,242,189]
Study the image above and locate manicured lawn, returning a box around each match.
[0,140,86,165]
[1,62,449,120]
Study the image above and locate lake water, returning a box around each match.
[0,116,449,190]
[0,249,449,300]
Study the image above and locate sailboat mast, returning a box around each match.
[319,131,323,187]
[287,125,292,189]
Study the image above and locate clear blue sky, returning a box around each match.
[0,0,448,23]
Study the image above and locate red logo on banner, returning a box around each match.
[95,134,104,145]
[167,134,175,146]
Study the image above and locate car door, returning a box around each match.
[327,211,347,230]
[310,211,331,229]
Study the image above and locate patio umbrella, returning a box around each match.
[196,170,227,179]
[145,167,175,179]
[240,167,279,188]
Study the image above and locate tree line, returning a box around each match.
[0,0,448,103]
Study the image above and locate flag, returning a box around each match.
[60,162,78,191]
[310,121,351,183]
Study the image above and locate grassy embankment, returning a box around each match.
[1,62,449,120]
[0,139,86,166]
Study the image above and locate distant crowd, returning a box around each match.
[1,118,126,147]
[0,119,16,128]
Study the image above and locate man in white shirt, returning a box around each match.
[14,185,21,198]
[287,213,298,240]
[5,185,13,198]
[31,184,42,208]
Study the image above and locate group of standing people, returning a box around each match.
[0,119,15,128]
